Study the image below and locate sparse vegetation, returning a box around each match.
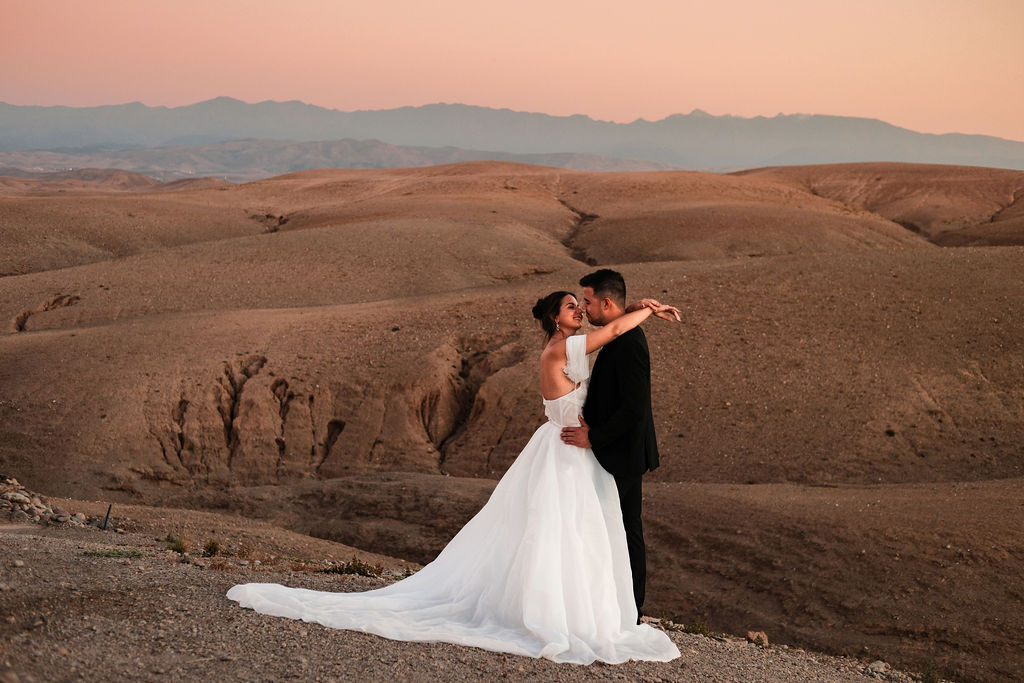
[319,557,381,578]
[682,619,713,636]
[84,548,142,558]
[165,533,188,554]
[203,539,222,557]
[206,557,232,572]
[916,662,943,683]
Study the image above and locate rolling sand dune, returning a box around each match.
[2,161,1023,681]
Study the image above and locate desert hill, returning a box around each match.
[0,138,680,183]
[2,161,1023,681]
[738,163,1024,246]
[0,168,161,194]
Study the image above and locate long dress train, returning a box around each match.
[226,335,680,664]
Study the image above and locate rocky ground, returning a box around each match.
[1,495,926,683]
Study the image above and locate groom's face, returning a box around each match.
[580,287,607,326]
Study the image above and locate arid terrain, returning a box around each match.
[2,161,1022,681]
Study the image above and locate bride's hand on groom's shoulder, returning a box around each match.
[636,297,662,310]
[628,298,681,322]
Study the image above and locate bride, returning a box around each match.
[227,291,681,664]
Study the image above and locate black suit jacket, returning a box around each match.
[584,326,660,478]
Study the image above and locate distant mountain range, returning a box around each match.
[2,97,1023,178]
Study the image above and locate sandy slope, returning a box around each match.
[2,161,1023,681]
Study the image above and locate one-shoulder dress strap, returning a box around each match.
[563,334,590,384]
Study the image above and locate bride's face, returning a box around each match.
[554,295,584,334]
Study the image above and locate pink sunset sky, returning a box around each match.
[4,0,1023,142]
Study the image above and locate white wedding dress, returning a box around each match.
[226,335,680,664]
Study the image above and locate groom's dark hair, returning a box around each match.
[579,269,626,308]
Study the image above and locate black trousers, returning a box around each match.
[614,474,646,613]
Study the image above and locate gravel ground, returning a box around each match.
[0,521,923,682]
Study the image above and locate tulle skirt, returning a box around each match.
[227,422,680,664]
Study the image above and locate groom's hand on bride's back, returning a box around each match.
[561,416,591,448]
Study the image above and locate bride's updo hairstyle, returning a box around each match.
[532,290,573,339]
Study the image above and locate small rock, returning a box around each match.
[55,514,70,523]
[1,492,30,504]
[867,660,889,674]
[11,559,24,568]
[0,583,10,592]
[746,630,769,647]
[11,509,29,522]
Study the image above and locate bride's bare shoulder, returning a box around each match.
[540,338,568,362]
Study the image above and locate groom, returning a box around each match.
[561,268,661,622]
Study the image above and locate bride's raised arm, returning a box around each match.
[583,299,680,355]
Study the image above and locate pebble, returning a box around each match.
[12,559,25,568]
[0,583,10,591]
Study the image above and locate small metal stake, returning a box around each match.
[101,503,112,530]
